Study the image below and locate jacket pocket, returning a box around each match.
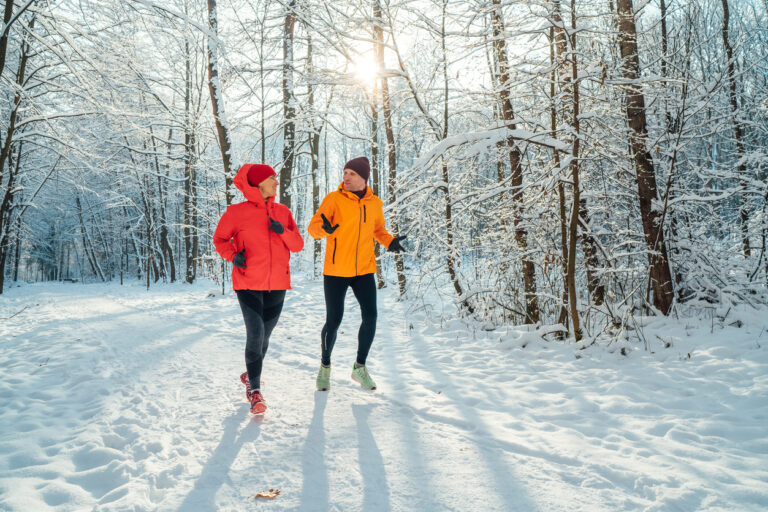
[363,205,367,223]
[332,238,337,265]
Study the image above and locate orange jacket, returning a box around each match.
[308,184,395,277]
[213,166,304,290]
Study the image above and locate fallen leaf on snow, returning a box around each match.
[253,489,280,500]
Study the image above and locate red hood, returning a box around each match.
[234,165,272,206]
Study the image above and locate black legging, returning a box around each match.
[321,273,377,367]
[236,289,286,390]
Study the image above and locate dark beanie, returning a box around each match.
[244,164,276,186]
[344,156,370,182]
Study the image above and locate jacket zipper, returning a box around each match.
[267,201,273,291]
[332,238,337,265]
[355,197,362,276]
[363,205,367,223]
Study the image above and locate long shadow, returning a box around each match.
[299,392,330,511]
[352,403,391,512]
[395,333,538,511]
[176,409,261,512]
[371,305,442,509]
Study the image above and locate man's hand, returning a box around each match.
[269,217,284,234]
[321,214,339,235]
[388,236,407,253]
[232,249,247,268]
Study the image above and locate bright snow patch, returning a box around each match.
[1,280,766,511]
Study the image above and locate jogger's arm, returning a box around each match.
[213,208,238,262]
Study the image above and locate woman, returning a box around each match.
[308,156,405,391]
[213,163,304,415]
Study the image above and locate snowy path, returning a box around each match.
[1,280,767,511]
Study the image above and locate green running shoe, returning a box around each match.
[351,364,377,390]
[316,365,331,391]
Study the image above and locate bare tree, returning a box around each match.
[720,0,750,256]
[280,0,297,209]
[207,0,236,206]
[615,0,675,314]
[490,0,539,323]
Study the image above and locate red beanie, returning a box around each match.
[344,156,370,182]
[244,164,276,186]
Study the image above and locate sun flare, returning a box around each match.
[351,56,379,90]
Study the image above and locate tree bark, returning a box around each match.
[369,75,385,288]
[207,0,235,206]
[720,0,750,256]
[491,0,539,323]
[280,0,296,210]
[0,12,32,294]
[374,0,406,296]
[307,29,323,277]
[615,0,675,314]
[0,0,15,78]
[185,31,197,284]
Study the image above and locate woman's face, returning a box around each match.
[343,168,366,192]
[258,174,279,199]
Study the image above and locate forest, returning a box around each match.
[1,0,766,340]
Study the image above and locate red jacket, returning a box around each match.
[213,167,304,291]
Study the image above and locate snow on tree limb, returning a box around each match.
[413,125,570,172]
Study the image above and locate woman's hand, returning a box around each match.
[269,217,284,234]
[233,249,247,268]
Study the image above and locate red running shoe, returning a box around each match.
[240,372,265,401]
[240,372,251,399]
[247,389,267,415]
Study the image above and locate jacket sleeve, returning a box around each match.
[280,209,304,253]
[308,193,336,239]
[373,202,395,248]
[213,207,237,261]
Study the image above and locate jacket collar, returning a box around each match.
[337,183,372,201]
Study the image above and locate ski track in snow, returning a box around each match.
[0,280,767,511]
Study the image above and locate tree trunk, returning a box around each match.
[206,0,235,206]
[549,22,570,335]
[0,12,31,294]
[76,196,105,282]
[565,1,585,338]
[615,0,674,314]
[491,0,539,323]
[374,0,406,296]
[307,30,323,277]
[280,0,296,210]
[12,214,20,282]
[185,29,197,284]
[720,0,750,256]
[368,71,385,289]
[0,0,15,78]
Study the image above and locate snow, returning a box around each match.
[1,280,767,511]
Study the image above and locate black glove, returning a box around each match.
[232,249,247,268]
[388,235,407,253]
[320,213,339,235]
[269,217,284,234]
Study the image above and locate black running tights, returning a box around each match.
[321,273,377,367]
[236,289,286,390]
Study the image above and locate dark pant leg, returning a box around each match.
[236,290,267,390]
[350,273,377,366]
[321,275,350,366]
[260,290,286,363]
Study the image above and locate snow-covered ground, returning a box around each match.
[0,279,766,511]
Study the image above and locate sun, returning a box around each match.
[351,55,379,90]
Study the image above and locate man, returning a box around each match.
[308,156,406,391]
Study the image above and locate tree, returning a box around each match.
[615,0,675,314]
